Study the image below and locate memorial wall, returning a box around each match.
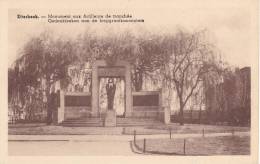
[132,91,161,118]
[64,92,91,119]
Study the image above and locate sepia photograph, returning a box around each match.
[1,0,258,163]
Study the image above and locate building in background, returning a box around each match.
[205,67,251,125]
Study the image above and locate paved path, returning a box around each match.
[8,132,250,156]
[9,131,250,141]
[9,140,136,156]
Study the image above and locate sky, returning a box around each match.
[8,1,255,68]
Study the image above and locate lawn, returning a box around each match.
[8,123,124,135]
[8,123,250,135]
[124,123,249,135]
[134,135,250,155]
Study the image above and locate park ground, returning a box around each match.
[8,123,249,135]
[8,123,250,156]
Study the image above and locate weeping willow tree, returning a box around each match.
[161,29,222,125]
[9,31,77,123]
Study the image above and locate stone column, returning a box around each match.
[91,63,99,117]
[125,64,132,117]
[159,89,162,110]
[57,90,65,123]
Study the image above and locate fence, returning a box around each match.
[131,128,238,155]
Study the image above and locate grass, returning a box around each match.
[124,123,249,135]
[8,123,250,135]
[8,123,124,135]
[134,135,250,155]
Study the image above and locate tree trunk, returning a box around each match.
[179,101,184,125]
[190,108,193,123]
[46,83,52,125]
[198,105,202,124]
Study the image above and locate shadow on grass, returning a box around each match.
[130,140,182,156]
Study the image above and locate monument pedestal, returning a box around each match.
[104,110,116,127]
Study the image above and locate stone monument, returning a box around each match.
[104,78,117,126]
[106,78,116,110]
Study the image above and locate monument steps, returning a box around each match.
[60,117,163,127]
[116,118,163,127]
[60,118,104,127]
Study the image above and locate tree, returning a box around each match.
[221,67,251,125]
[162,29,219,125]
[191,82,205,124]
[75,30,167,92]
[130,35,168,91]
[13,31,76,123]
